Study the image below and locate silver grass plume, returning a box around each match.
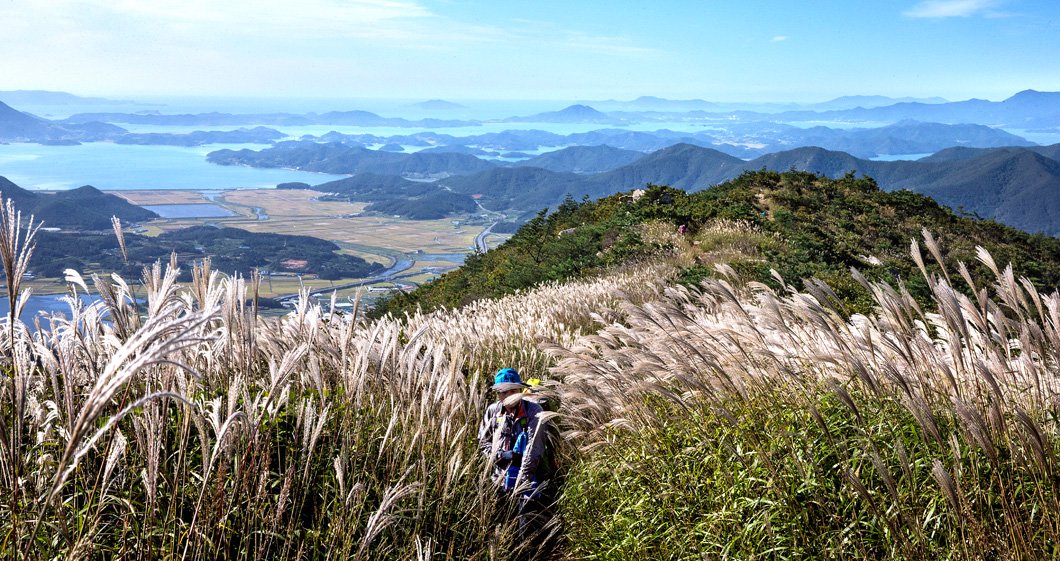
[110,215,127,264]
[0,196,40,345]
[44,303,219,506]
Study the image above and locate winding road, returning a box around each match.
[475,221,499,253]
[276,218,500,304]
[275,259,414,304]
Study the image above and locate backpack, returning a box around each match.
[522,378,563,481]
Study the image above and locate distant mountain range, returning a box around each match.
[0,98,481,143]
[588,143,1060,235]
[811,95,950,111]
[1,98,1032,156]
[749,90,1060,129]
[0,100,127,143]
[0,101,58,138]
[5,90,1060,235]
[60,110,477,128]
[0,176,157,229]
[0,100,294,146]
[238,142,1060,235]
[574,90,1058,130]
[0,90,136,106]
[207,141,495,178]
[406,99,466,111]
[601,96,720,111]
[580,94,950,113]
[503,104,625,125]
[516,145,645,174]
[3,89,1058,157]
[297,118,1029,159]
[755,120,1032,157]
[114,127,287,146]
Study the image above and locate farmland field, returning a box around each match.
[111,190,218,205]
[106,188,506,299]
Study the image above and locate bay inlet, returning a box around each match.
[0,142,347,191]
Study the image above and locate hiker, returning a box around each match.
[479,367,545,495]
[478,367,551,545]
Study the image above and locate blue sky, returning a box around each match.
[2,0,1058,103]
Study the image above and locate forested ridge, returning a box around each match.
[375,170,1060,317]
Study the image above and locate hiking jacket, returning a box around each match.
[478,397,545,489]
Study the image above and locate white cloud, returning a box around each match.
[771,35,789,42]
[1,1,657,58]
[561,32,660,56]
[0,0,477,44]
[98,0,432,28]
[903,0,1003,18]
[0,0,661,96]
[502,19,659,57]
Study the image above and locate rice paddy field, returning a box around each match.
[5,193,1060,559]
[111,188,500,299]
[117,189,483,254]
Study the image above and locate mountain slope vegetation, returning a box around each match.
[438,167,591,211]
[0,176,157,229]
[512,144,645,174]
[31,224,384,281]
[207,140,496,177]
[0,100,127,142]
[364,190,478,219]
[375,170,1060,317]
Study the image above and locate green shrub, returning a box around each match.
[563,389,1060,560]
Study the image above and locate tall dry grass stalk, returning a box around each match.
[111,215,128,264]
[0,195,40,552]
[549,231,1060,558]
[0,195,673,559]
[9,175,1056,559]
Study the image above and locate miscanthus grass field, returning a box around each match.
[2,195,1060,559]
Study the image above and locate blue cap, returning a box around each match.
[492,367,529,392]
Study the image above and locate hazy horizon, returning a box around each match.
[1,90,972,107]
[3,1,1058,103]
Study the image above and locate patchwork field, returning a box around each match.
[114,190,217,205]
[216,190,483,254]
[103,188,505,300]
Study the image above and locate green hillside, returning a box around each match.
[364,190,478,219]
[31,224,383,281]
[375,170,1060,317]
[0,176,157,230]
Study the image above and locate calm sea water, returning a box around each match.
[0,294,105,329]
[1009,129,1060,146]
[144,204,236,218]
[15,97,595,122]
[0,120,718,193]
[0,142,347,191]
[117,120,720,138]
[870,153,934,162]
